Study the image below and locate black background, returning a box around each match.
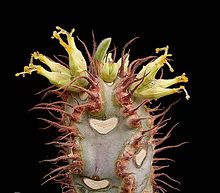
[1,1,205,193]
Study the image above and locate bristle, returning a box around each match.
[128,56,156,75]
[155,142,189,154]
[154,179,180,191]
[77,36,93,64]
[118,37,139,77]
[37,118,79,136]
[154,123,179,146]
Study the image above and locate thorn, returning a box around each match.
[153,99,180,123]
[154,123,179,146]
[31,106,74,119]
[141,124,162,135]
[128,116,147,128]
[72,103,91,113]
[91,30,97,58]
[129,56,156,74]
[47,109,62,121]
[37,118,78,135]
[129,69,150,95]
[39,125,52,130]
[57,54,69,60]
[155,142,189,154]
[153,165,170,171]
[45,101,74,108]
[112,44,117,62]
[147,122,168,137]
[55,132,77,141]
[155,173,181,185]
[155,179,180,191]
[42,165,71,179]
[122,76,140,90]
[72,75,98,88]
[157,117,172,128]
[153,157,175,163]
[77,36,93,63]
[53,55,69,68]
[90,31,97,75]
[40,153,77,164]
[69,84,98,99]
[85,69,98,80]
[159,68,164,79]
[41,173,68,185]
[51,75,90,96]
[155,185,167,193]
[35,85,56,95]
[119,37,139,77]
[129,99,150,114]
[41,89,64,100]
[45,141,78,149]
[147,103,163,113]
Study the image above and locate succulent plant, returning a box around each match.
[16,26,190,193]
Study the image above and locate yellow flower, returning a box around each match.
[51,26,88,87]
[15,52,71,87]
[16,27,89,89]
[132,46,190,100]
[16,27,190,100]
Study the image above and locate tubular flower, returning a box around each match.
[15,52,72,87]
[132,46,190,100]
[16,27,90,89]
[16,28,189,100]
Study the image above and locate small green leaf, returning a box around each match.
[94,38,112,62]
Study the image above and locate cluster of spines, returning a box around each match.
[33,92,186,192]
[32,91,81,193]
[115,75,187,192]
